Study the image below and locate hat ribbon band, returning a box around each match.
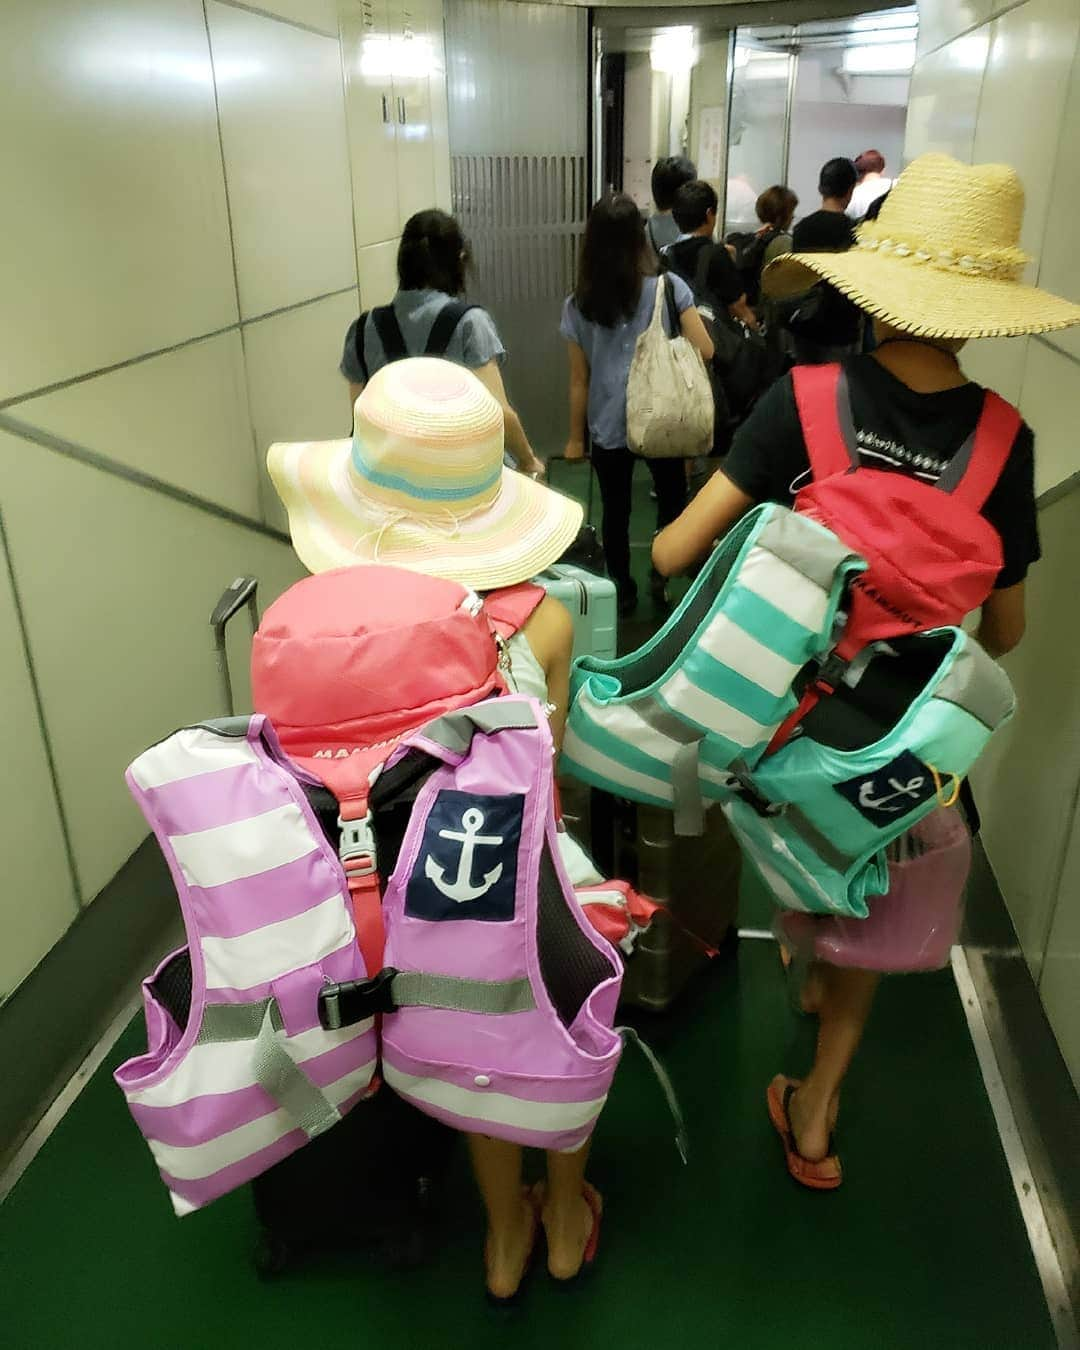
[856,235,1026,281]
[351,435,502,504]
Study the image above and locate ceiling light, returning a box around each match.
[650,27,698,74]
[842,40,916,74]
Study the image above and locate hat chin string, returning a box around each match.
[350,496,496,561]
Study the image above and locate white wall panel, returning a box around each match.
[0,0,238,403]
[904,31,989,164]
[357,240,401,309]
[237,0,341,36]
[961,335,1029,406]
[243,291,361,531]
[971,485,1080,977]
[207,1,357,318]
[14,333,260,520]
[1019,340,1080,496]
[341,0,401,247]
[916,0,992,57]
[0,532,79,1000]
[1041,796,1080,1091]
[0,428,306,902]
[1034,34,1080,368]
[972,0,1080,278]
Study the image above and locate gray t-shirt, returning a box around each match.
[559,273,693,450]
[339,288,506,384]
[647,212,680,253]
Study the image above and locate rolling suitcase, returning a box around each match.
[560,779,740,1012]
[535,561,618,661]
[209,578,456,1277]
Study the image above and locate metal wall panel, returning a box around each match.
[445,0,588,453]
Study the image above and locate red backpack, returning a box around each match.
[769,362,1021,750]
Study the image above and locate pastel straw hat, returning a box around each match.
[763,152,1080,340]
[267,357,583,590]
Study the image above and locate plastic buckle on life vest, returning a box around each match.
[338,812,377,881]
[814,652,850,694]
[319,968,400,1030]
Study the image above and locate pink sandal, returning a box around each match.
[767,1076,842,1191]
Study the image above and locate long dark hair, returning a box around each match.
[397,210,471,296]
[574,194,653,327]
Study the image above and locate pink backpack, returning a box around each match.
[250,566,542,974]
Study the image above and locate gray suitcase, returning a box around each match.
[559,782,740,1012]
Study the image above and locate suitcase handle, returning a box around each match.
[210,576,259,716]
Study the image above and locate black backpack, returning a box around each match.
[725,227,779,307]
[352,300,480,382]
[662,243,770,431]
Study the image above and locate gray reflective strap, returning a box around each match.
[633,699,705,746]
[196,997,278,1044]
[422,700,539,755]
[933,639,1016,730]
[756,508,861,591]
[842,641,897,690]
[391,971,535,1015]
[835,370,861,470]
[784,806,857,872]
[671,741,705,838]
[935,429,978,493]
[252,1002,341,1139]
[196,999,340,1139]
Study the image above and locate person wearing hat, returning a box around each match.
[268,358,605,1298]
[652,152,1080,1188]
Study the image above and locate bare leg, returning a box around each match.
[788,966,880,1161]
[467,1134,534,1298]
[539,1143,599,1280]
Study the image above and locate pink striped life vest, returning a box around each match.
[371,696,624,1151]
[115,717,377,1215]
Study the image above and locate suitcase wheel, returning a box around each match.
[254,1231,295,1279]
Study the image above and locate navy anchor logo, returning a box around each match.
[424,807,505,903]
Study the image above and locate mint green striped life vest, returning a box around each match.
[722,629,1014,917]
[561,504,866,834]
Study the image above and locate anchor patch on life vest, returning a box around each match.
[406,790,523,923]
[834,750,937,825]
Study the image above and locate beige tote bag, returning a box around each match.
[626,275,714,459]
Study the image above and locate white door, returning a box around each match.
[341,0,401,248]
[391,0,437,229]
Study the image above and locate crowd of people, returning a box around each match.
[314,147,1080,1302]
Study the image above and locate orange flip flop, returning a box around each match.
[767,1075,842,1191]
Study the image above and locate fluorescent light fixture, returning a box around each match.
[650,27,698,74]
[359,33,433,79]
[733,44,751,69]
[848,8,918,33]
[745,54,792,82]
[842,40,916,74]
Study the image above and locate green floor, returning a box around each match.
[0,463,1055,1347]
[0,941,1053,1348]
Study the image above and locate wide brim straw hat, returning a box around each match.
[268,356,582,591]
[762,152,1080,340]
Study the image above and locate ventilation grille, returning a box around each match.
[451,154,587,308]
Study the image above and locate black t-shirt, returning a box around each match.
[792,210,857,251]
[663,237,744,308]
[724,355,1040,589]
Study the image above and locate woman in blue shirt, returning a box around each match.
[561,194,714,616]
[341,210,544,478]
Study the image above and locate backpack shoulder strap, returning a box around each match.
[425,300,482,357]
[353,311,370,383]
[791,363,856,479]
[937,390,1022,510]
[484,582,546,639]
[371,304,409,362]
[693,243,713,299]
